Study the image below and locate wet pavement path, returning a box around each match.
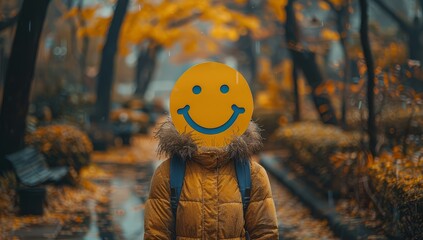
[270,174,338,240]
[56,162,155,240]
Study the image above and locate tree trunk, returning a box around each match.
[134,45,160,98]
[80,37,89,89]
[134,47,149,95]
[340,38,350,127]
[247,33,258,93]
[66,0,77,61]
[408,19,422,62]
[0,37,6,85]
[285,0,338,125]
[236,0,258,94]
[0,0,50,166]
[292,61,300,121]
[359,0,377,157]
[335,4,351,128]
[78,0,89,91]
[246,0,257,89]
[237,34,257,91]
[93,0,129,123]
[340,29,350,128]
[291,50,338,124]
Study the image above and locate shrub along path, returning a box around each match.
[261,151,389,240]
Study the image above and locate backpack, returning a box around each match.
[170,154,251,239]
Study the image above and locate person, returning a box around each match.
[144,62,279,239]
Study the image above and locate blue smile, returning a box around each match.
[177,104,245,135]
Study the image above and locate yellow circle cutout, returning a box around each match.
[170,62,254,147]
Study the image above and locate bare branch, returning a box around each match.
[0,13,19,32]
[371,0,410,31]
[360,0,377,156]
[168,11,202,29]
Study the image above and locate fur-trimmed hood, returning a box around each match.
[155,118,262,163]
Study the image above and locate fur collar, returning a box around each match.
[155,118,263,161]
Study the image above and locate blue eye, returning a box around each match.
[192,85,201,94]
[220,84,229,94]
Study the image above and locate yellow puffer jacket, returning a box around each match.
[144,120,279,239]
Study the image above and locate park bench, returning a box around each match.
[5,147,68,187]
[5,147,68,216]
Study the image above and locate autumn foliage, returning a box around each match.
[273,120,423,238]
[26,125,93,182]
[369,153,423,238]
[66,0,260,55]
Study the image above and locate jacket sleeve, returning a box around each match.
[245,161,279,239]
[144,160,173,240]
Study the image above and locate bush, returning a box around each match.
[0,173,17,215]
[347,107,423,152]
[273,122,362,195]
[26,125,93,175]
[253,108,285,142]
[273,122,423,239]
[368,153,423,239]
[0,173,17,237]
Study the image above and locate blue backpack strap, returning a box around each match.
[235,159,251,239]
[170,155,186,239]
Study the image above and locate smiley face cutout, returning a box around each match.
[170,62,253,147]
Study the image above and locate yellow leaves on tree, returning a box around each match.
[314,80,337,96]
[172,35,219,63]
[256,58,284,109]
[267,0,288,22]
[329,0,345,8]
[210,24,239,41]
[319,0,346,10]
[321,28,340,41]
[274,59,294,91]
[375,42,407,67]
[79,7,97,20]
[80,17,110,38]
[179,27,215,54]
[231,12,260,32]
[234,0,247,5]
[63,7,79,19]
[201,4,232,24]
[63,6,96,20]
[67,0,260,56]
[203,4,259,41]
[318,1,331,11]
